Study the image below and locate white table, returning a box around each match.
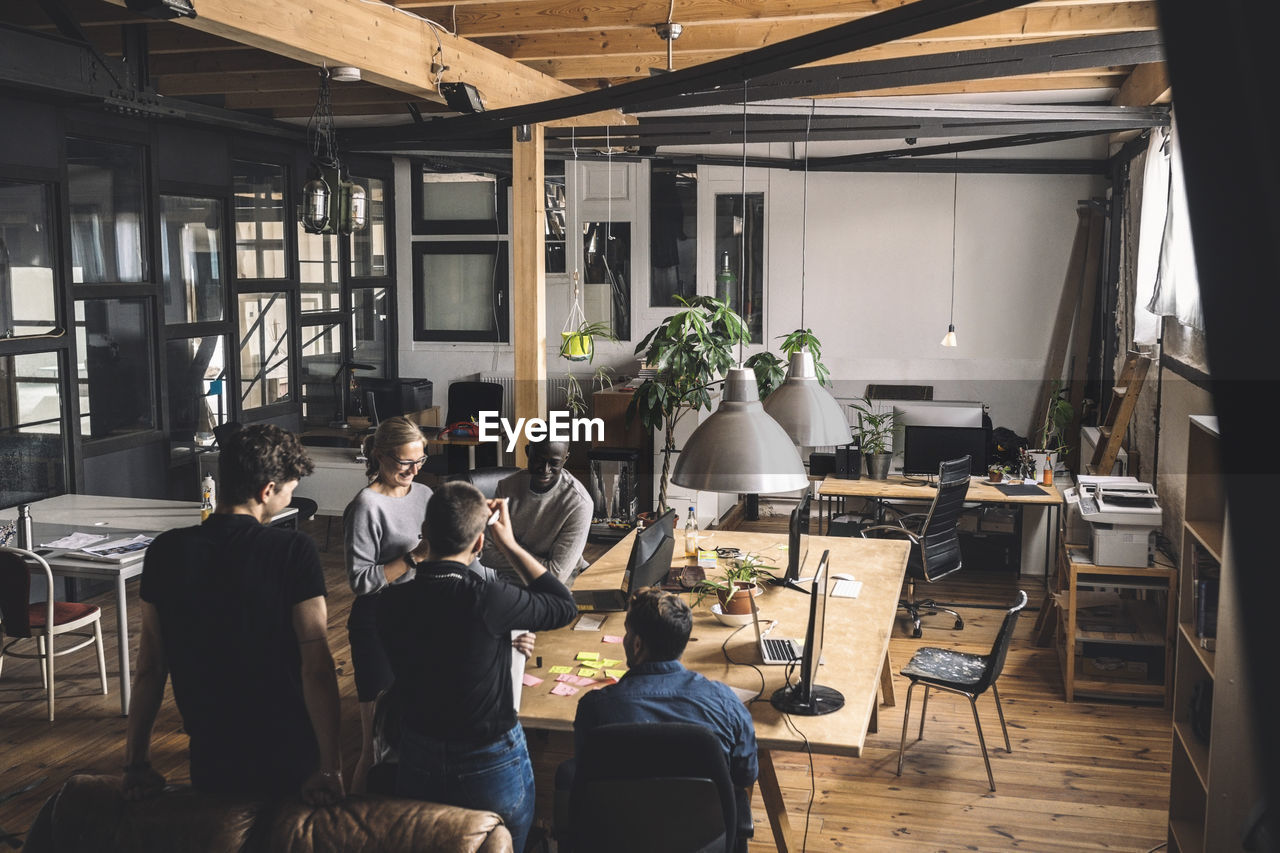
[2,494,297,715]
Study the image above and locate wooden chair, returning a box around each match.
[0,546,108,721]
[897,590,1027,791]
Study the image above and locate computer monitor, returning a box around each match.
[785,490,812,582]
[902,425,988,478]
[770,550,845,716]
[889,400,985,471]
[622,508,677,600]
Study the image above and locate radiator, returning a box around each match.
[477,373,594,422]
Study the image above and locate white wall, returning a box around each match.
[393,137,1107,437]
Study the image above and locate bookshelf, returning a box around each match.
[1167,416,1262,851]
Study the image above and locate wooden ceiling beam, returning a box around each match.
[157,69,350,96]
[97,0,631,123]
[472,4,1157,60]
[1113,60,1170,105]
[147,50,307,76]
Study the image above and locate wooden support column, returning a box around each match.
[511,123,547,468]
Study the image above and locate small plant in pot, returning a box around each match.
[1029,383,1074,483]
[695,552,775,615]
[848,397,895,479]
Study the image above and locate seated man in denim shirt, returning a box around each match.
[572,587,758,789]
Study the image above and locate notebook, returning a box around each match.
[66,535,153,564]
[750,592,802,665]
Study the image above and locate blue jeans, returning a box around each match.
[396,723,535,852]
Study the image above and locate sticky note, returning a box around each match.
[551,683,579,696]
[577,668,599,679]
[549,665,573,674]
[569,675,596,686]
[522,673,544,687]
[575,651,600,661]
[600,658,622,668]
[604,669,627,679]
[602,635,624,644]
[556,673,577,683]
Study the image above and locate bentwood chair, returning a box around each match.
[0,546,108,721]
[897,590,1027,791]
[860,455,972,637]
[558,722,751,853]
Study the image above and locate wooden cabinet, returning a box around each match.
[1040,539,1175,704]
[1167,416,1262,853]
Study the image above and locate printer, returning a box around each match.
[1064,475,1162,567]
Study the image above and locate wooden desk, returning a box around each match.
[424,433,503,470]
[521,529,910,853]
[3,495,297,715]
[817,474,1063,576]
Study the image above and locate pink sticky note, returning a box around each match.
[602,635,624,644]
[522,673,544,687]
[555,673,576,683]
[551,682,580,696]
[569,675,596,687]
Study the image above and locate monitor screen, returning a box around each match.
[770,549,844,716]
[786,490,812,582]
[623,508,676,599]
[902,425,987,476]
[889,400,984,470]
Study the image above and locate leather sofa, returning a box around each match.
[21,774,513,853]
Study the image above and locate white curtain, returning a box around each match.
[1134,114,1203,344]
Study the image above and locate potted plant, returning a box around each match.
[559,321,616,418]
[986,462,1011,483]
[1029,383,1073,484]
[848,397,895,479]
[743,328,833,400]
[695,552,775,615]
[627,296,751,513]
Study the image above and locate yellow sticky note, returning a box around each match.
[578,668,599,679]
[600,658,622,668]
[575,651,600,661]
[604,669,627,679]
[549,665,573,674]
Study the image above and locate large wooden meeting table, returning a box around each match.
[519,529,910,853]
[2,494,297,715]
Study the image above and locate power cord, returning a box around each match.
[720,623,766,703]
[779,710,816,852]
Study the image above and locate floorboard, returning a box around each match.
[0,506,1171,852]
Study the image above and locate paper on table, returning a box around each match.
[82,534,152,556]
[41,532,109,550]
[577,668,599,679]
[602,635,624,644]
[550,683,580,696]
[575,651,600,661]
[574,613,605,631]
[522,673,544,687]
[604,669,627,679]
[549,666,573,674]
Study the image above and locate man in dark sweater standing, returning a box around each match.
[379,481,577,852]
[123,424,343,805]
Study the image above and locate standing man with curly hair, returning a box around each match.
[123,424,344,806]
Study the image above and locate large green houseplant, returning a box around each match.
[627,296,751,512]
[743,328,832,401]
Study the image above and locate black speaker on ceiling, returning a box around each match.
[125,0,196,19]
[440,82,486,114]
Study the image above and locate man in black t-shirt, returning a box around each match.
[123,425,344,805]
[378,481,577,852]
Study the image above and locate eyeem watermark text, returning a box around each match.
[477,411,604,453]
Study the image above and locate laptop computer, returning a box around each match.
[573,509,676,612]
[749,587,803,665]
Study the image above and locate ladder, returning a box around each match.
[1087,350,1152,475]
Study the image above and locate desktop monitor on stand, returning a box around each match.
[902,425,988,483]
[770,550,844,716]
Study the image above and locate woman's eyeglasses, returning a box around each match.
[394,456,428,470]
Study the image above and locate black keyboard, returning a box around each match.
[764,638,799,662]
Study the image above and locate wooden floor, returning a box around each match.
[0,507,1172,852]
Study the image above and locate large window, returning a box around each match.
[166,335,227,442]
[0,352,67,507]
[582,221,631,340]
[67,137,147,284]
[649,163,697,306]
[238,291,291,410]
[232,161,287,279]
[350,176,388,277]
[352,286,388,377]
[0,180,58,338]
[75,298,155,439]
[299,227,340,313]
[160,195,225,324]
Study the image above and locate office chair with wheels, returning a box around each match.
[898,590,1027,791]
[559,722,751,853]
[0,547,108,721]
[860,455,971,638]
[423,381,504,476]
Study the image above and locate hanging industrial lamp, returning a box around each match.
[763,100,852,447]
[300,66,367,235]
[671,84,807,496]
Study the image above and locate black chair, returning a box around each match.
[445,466,521,499]
[560,722,750,853]
[423,381,504,475]
[860,455,971,638]
[897,590,1027,791]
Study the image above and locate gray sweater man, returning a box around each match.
[483,439,593,585]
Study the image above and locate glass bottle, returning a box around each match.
[201,474,216,521]
[684,505,699,558]
[715,251,736,303]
